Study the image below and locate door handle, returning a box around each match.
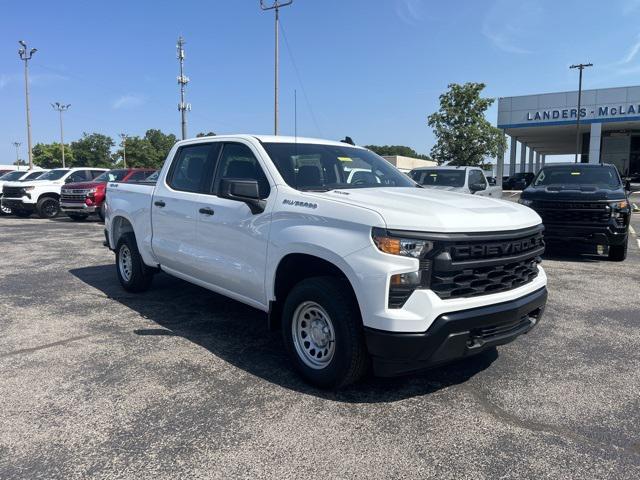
[199,207,214,215]
[154,200,166,208]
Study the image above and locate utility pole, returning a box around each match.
[12,142,22,166]
[260,0,293,136]
[51,102,71,168]
[569,63,593,163]
[18,41,37,170]
[119,133,127,168]
[177,36,191,140]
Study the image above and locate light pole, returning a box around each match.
[18,41,37,170]
[51,102,71,168]
[176,36,191,140]
[569,63,593,163]
[12,142,22,166]
[260,0,293,136]
[119,133,127,168]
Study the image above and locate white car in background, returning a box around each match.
[0,169,47,215]
[409,166,502,197]
[1,167,107,218]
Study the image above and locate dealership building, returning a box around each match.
[494,85,640,182]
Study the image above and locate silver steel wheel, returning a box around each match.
[118,244,133,282]
[292,301,336,370]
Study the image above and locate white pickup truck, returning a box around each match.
[409,166,502,197]
[105,135,547,388]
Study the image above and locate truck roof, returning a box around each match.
[179,134,366,150]
[410,165,480,171]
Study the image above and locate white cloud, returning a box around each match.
[0,72,67,89]
[481,0,541,54]
[395,0,425,25]
[112,94,146,110]
[619,34,640,64]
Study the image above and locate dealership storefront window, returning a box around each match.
[494,85,640,183]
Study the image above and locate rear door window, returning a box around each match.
[167,143,221,193]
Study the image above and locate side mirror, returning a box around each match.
[65,177,74,183]
[625,179,632,192]
[487,177,497,186]
[469,182,486,193]
[220,178,266,214]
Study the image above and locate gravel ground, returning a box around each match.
[1,214,639,479]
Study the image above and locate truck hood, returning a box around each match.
[5,180,64,188]
[420,185,464,192]
[522,185,626,201]
[311,187,541,232]
[62,181,105,190]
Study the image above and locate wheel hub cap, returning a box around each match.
[292,301,336,370]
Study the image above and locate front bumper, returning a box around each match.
[364,287,547,377]
[60,201,98,213]
[543,222,628,246]
[1,198,34,212]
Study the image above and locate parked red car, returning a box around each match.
[61,168,155,221]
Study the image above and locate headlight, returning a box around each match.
[518,198,533,206]
[23,186,34,192]
[372,228,433,257]
[609,200,629,210]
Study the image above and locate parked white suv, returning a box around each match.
[410,166,501,197]
[0,169,47,215]
[105,135,547,388]
[1,167,107,218]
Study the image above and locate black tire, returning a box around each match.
[608,238,628,261]
[12,209,31,218]
[36,197,60,219]
[282,276,368,389]
[115,232,153,292]
[98,203,106,222]
[68,213,89,221]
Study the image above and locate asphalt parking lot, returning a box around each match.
[1,214,639,479]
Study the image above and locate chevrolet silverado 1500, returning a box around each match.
[105,135,548,388]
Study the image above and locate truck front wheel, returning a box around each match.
[608,238,628,261]
[282,277,369,388]
[115,233,153,292]
[36,197,60,219]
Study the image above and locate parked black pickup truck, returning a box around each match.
[519,164,631,261]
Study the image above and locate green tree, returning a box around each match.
[364,144,431,161]
[196,131,216,137]
[70,133,115,167]
[33,142,74,169]
[427,82,506,166]
[113,129,178,168]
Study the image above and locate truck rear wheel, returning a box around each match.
[608,238,628,261]
[36,197,60,219]
[0,204,12,215]
[115,233,153,292]
[282,276,368,389]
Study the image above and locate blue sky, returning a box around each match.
[2,0,640,162]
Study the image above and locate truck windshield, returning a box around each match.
[35,169,69,181]
[262,143,416,191]
[0,171,25,181]
[411,169,466,187]
[95,169,129,182]
[533,166,621,189]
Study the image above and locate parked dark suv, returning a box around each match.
[504,172,535,190]
[519,164,631,261]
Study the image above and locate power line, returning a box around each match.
[279,19,324,137]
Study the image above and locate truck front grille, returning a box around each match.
[61,191,88,202]
[3,186,24,198]
[427,226,544,300]
[533,201,610,224]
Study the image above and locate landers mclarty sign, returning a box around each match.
[527,104,640,122]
